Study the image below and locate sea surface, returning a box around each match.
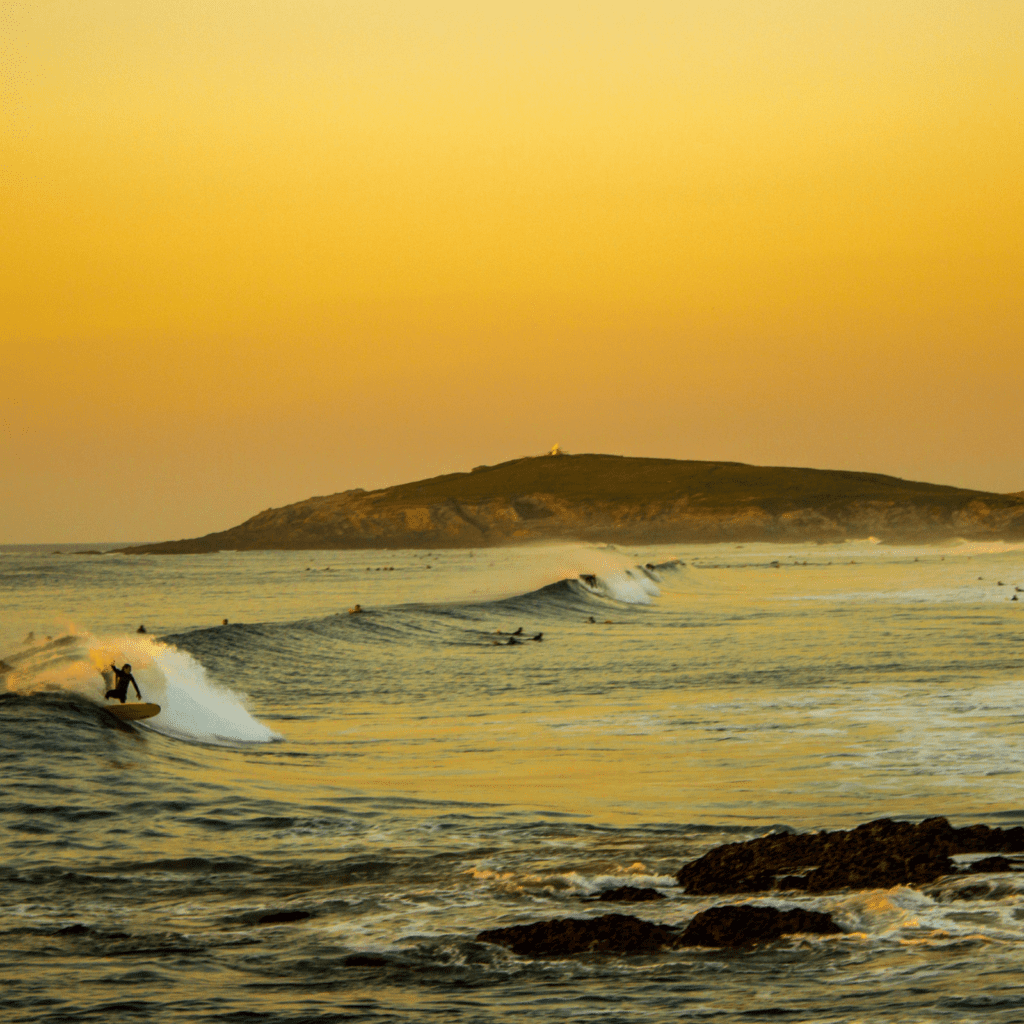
[3,539,1024,1023]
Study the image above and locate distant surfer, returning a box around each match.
[349,604,363,614]
[105,663,141,704]
[137,624,147,633]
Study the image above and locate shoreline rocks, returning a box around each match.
[597,886,665,903]
[476,816,1024,957]
[677,906,842,947]
[477,913,678,955]
[677,817,1024,895]
[477,906,844,954]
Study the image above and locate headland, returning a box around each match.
[118,453,1024,553]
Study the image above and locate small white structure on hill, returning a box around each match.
[549,443,563,456]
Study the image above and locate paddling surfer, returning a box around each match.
[105,663,141,703]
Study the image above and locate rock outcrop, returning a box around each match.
[677,817,1024,895]
[118,454,1024,553]
[477,913,678,955]
[969,856,1014,873]
[677,905,842,947]
[476,906,844,954]
[596,886,666,902]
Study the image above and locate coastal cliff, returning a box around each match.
[120,454,1024,553]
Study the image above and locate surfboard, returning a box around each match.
[105,702,161,722]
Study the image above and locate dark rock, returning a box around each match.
[970,856,1013,873]
[677,817,1024,895]
[343,954,390,967]
[477,913,677,955]
[678,905,842,947]
[776,875,810,890]
[256,910,313,925]
[597,886,666,902]
[56,924,130,938]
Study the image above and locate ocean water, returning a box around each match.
[3,539,1024,1023]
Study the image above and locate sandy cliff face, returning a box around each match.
[120,455,1024,553]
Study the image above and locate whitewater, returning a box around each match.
[3,540,1024,1022]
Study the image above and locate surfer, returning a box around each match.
[349,604,363,614]
[105,663,141,704]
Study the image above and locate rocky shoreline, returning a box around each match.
[475,817,1024,954]
[676,816,1024,894]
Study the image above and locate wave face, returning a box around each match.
[161,557,686,675]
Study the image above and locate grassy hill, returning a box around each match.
[120,454,1024,552]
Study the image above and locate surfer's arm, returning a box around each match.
[130,675,141,698]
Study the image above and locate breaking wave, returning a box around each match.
[1,633,280,745]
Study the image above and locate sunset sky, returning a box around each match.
[3,1,1021,542]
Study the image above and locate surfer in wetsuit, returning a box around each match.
[105,663,141,703]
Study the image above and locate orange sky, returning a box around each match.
[3,1,1022,542]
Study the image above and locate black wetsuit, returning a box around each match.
[106,665,141,703]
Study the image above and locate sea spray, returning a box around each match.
[146,643,281,744]
[583,568,658,604]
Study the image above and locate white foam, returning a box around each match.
[144,644,281,745]
[595,569,657,604]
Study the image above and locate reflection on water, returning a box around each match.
[2,541,1024,1021]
